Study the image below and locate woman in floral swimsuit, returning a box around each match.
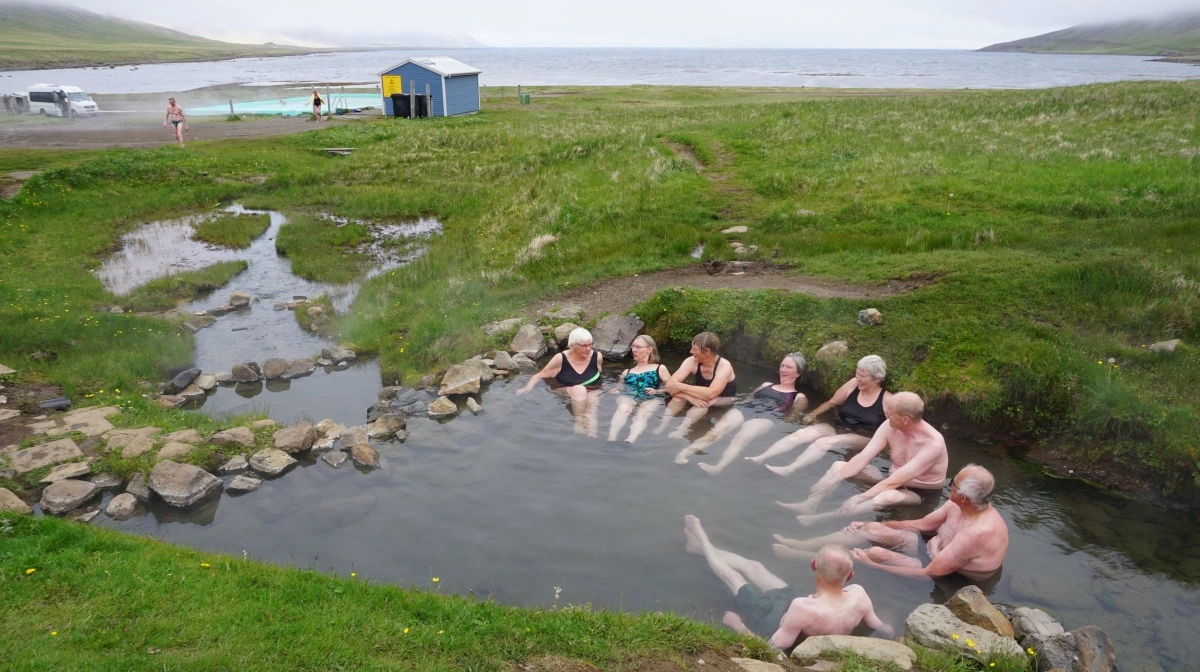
[607,334,671,443]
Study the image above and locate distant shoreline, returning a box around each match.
[0,46,464,73]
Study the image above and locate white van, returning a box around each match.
[26,84,99,118]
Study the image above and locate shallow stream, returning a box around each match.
[91,210,1199,671]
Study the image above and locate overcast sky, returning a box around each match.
[69,0,1200,49]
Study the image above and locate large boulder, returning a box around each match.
[103,427,161,451]
[509,324,547,359]
[857,308,884,326]
[273,421,316,453]
[121,434,157,459]
[815,340,849,365]
[149,461,222,507]
[553,323,580,348]
[791,635,915,670]
[262,358,289,380]
[40,461,92,484]
[0,487,33,514]
[126,473,151,501]
[592,314,644,358]
[461,358,495,383]
[904,603,1023,664]
[12,438,83,474]
[219,455,249,473]
[351,443,379,468]
[440,364,482,395]
[194,374,218,391]
[339,425,370,450]
[248,449,297,476]
[946,585,1014,638]
[210,426,256,448]
[491,351,517,371]
[367,413,406,441]
[163,367,202,395]
[40,479,99,514]
[156,442,195,462]
[511,353,539,372]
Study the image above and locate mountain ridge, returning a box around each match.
[980,12,1200,59]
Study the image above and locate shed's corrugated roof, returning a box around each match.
[379,57,482,77]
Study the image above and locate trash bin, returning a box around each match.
[415,94,430,118]
[390,94,410,118]
[519,93,531,105]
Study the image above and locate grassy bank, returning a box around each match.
[1,82,1198,502]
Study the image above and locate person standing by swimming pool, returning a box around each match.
[312,90,324,122]
[163,98,188,148]
[517,327,605,436]
[607,334,671,443]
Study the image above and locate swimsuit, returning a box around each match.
[694,356,736,397]
[171,120,182,126]
[621,367,661,401]
[735,584,805,643]
[755,385,798,413]
[555,351,601,387]
[838,387,886,433]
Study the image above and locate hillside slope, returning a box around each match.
[980,12,1200,56]
[0,2,313,70]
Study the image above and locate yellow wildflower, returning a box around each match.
[200,563,211,568]
[351,572,357,577]
[1027,648,1036,655]
[437,630,444,635]
[431,577,439,582]
[951,634,960,640]
[51,631,58,636]
[25,568,36,575]
[403,628,409,634]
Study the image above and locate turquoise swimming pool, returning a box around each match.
[187,93,381,117]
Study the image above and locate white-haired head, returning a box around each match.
[568,327,594,349]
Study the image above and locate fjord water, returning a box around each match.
[7,48,1199,95]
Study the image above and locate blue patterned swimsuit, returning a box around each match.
[621,368,662,402]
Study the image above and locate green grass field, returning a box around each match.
[1,83,1198,504]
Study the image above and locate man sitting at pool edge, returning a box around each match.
[684,515,892,650]
[774,464,1009,582]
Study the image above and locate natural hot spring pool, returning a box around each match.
[90,208,1199,671]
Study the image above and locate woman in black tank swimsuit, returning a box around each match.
[677,352,809,474]
[655,332,738,440]
[745,355,892,478]
[517,326,606,436]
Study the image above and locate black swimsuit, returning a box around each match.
[838,388,886,433]
[555,351,601,387]
[755,385,798,412]
[694,356,736,397]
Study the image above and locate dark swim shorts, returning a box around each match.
[735,583,805,640]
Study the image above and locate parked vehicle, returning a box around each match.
[26,84,98,118]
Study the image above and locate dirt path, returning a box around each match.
[0,113,367,150]
[529,261,932,319]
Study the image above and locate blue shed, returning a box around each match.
[378,57,481,117]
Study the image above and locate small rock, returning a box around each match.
[1011,607,1065,639]
[283,357,316,379]
[194,374,217,391]
[219,455,249,474]
[313,437,336,451]
[213,372,233,384]
[126,473,151,501]
[226,475,262,493]
[428,396,458,418]
[163,368,202,395]
[511,353,538,372]
[177,383,206,398]
[904,603,1023,663]
[0,487,32,514]
[41,479,100,515]
[210,426,256,448]
[815,340,849,364]
[231,363,259,383]
[40,461,92,484]
[482,317,524,336]
[156,442,194,461]
[542,306,583,322]
[790,635,914,670]
[273,421,316,453]
[88,472,122,489]
[509,324,548,359]
[339,425,370,449]
[491,351,516,371]
[553,323,580,347]
[440,363,482,395]
[367,413,406,440]
[105,493,138,519]
[857,308,884,326]
[466,398,483,415]
[378,386,405,401]
[321,345,356,364]
[722,225,749,234]
[248,449,297,476]
[155,395,185,409]
[316,357,333,367]
[262,358,289,380]
[1022,632,1079,671]
[229,290,252,307]
[1148,339,1182,354]
[1071,625,1117,672]
[306,305,325,318]
[729,658,784,672]
[251,418,277,429]
[945,585,1014,638]
[160,428,204,444]
[321,451,348,468]
[314,418,337,435]
[273,302,287,311]
[72,509,100,523]
[417,373,437,390]
[351,443,379,468]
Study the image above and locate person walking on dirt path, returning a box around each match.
[163,98,189,148]
[312,90,324,122]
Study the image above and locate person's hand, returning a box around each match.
[515,384,533,396]
[665,378,682,394]
[692,397,710,409]
[722,611,745,630]
[184,126,188,131]
[844,521,867,533]
[852,548,878,565]
[800,413,815,425]
[163,122,167,126]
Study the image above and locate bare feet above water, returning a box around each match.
[744,454,768,464]
[776,500,819,515]
[697,462,723,474]
[765,464,794,477]
[684,515,707,554]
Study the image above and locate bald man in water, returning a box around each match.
[684,515,891,649]
[774,464,1008,582]
[778,391,948,526]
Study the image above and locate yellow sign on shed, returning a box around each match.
[381,76,402,97]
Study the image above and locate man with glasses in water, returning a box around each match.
[774,464,1009,582]
[684,515,892,650]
